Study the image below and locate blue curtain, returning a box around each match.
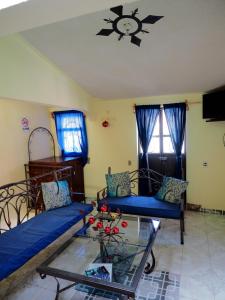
[164,103,186,179]
[135,105,160,195]
[53,110,88,166]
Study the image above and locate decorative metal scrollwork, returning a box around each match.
[0,167,72,233]
[97,168,163,201]
[28,127,56,161]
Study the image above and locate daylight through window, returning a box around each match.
[147,109,184,154]
[62,116,82,153]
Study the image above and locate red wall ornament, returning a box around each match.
[102,120,109,128]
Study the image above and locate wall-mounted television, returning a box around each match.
[203,90,225,121]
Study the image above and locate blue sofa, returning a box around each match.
[97,168,185,244]
[0,202,92,281]
[0,167,93,288]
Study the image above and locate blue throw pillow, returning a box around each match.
[105,171,131,197]
[155,176,188,203]
[41,180,72,210]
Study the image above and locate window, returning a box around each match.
[61,116,82,153]
[148,109,184,154]
[54,110,88,164]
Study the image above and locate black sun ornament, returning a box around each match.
[97,5,164,47]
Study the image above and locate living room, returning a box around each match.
[0,0,225,299]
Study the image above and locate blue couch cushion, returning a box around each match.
[155,176,188,204]
[98,196,181,219]
[0,202,93,281]
[105,171,131,197]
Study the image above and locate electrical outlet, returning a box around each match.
[203,161,208,167]
[128,160,132,166]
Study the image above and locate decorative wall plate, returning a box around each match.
[97,5,164,47]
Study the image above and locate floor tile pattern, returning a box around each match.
[76,269,180,300]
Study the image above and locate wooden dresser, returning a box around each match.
[26,156,85,202]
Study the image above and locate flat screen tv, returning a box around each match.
[203,90,225,121]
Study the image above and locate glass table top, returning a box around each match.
[37,215,160,297]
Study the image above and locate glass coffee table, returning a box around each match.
[37,216,160,300]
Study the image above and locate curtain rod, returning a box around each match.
[133,100,201,112]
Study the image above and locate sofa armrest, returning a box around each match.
[97,187,108,202]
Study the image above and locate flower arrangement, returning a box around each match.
[88,203,128,243]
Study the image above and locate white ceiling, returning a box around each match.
[0,0,137,37]
[14,0,225,98]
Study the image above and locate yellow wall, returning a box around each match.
[1,34,224,210]
[0,34,95,186]
[0,98,51,185]
[0,34,92,112]
[85,94,225,210]
[187,100,225,210]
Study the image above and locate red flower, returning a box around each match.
[96,221,103,229]
[104,226,111,234]
[100,205,107,212]
[121,221,128,228]
[112,226,119,234]
[88,216,95,224]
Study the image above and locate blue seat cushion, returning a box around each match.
[98,196,181,219]
[0,202,93,281]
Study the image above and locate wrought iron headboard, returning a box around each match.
[0,166,72,233]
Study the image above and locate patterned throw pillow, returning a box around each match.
[155,176,188,203]
[41,180,72,210]
[105,171,131,197]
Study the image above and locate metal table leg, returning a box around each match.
[54,277,77,300]
[144,250,155,274]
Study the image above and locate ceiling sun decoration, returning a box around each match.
[97,5,164,47]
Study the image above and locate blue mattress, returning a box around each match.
[0,202,92,281]
[98,196,181,219]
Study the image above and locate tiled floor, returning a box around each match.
[4,211,225,300]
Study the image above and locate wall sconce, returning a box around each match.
[102,120,109,128]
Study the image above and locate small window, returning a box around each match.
[54,110,88,160]
[62,116,82,153]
